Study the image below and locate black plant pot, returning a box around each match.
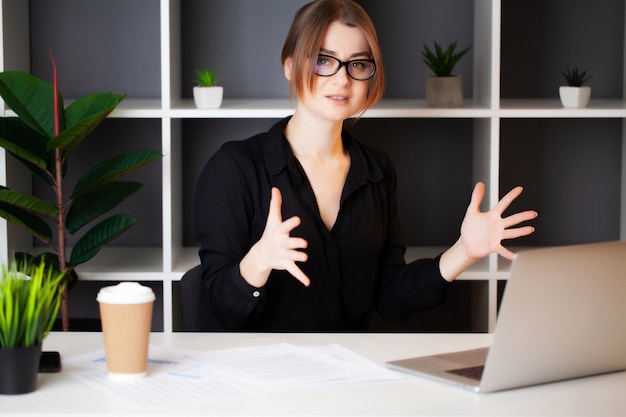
[0,344,42,395]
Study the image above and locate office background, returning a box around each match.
[2,0,623,332]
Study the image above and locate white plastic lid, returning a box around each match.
[96,282,156,304]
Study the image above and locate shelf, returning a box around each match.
[4,99,164,119]
[111,99,163,118]
[67,246,510,282]
[364,100,492,118]
[170,99,494,119]
[404,247,509,281]
[169,99,295,118]
[499,99,626,118]
[48,98,626,120]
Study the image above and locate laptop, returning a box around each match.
[386,240,626,393]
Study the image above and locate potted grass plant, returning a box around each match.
[192,69,223,109]
[421,41,471,108]
[0,260,67,394]
[0,53,162,331]
[559,65,591,108]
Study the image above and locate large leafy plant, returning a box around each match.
[0,54,161,330]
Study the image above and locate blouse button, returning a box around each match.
[252,290,261,298]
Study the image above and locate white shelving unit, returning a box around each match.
[1,0,624,333]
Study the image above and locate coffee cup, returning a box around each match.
[97,282,155,381]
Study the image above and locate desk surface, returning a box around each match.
[1,332,624,416]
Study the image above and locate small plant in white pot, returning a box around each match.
[193,69,223,109]
[421,41,471,108]
[559,65,591,108]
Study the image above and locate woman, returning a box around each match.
[192,0,537,331]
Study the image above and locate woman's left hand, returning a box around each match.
[460,182,538,261]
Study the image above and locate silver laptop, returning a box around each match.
[386,241,626,393]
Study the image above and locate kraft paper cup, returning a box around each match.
[97,282,155,382]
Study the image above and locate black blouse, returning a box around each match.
[193,117,450,331]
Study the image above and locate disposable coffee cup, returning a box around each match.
[97,282,155,381]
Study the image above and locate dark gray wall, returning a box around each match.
[30,0,161,98]
[180,0,308,99]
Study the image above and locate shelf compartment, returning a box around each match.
[29,0,161,100]
[500,118,622,246]
[74,247,165,275]
[501,0,624,100]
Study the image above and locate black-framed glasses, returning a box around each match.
[314,54,376,81]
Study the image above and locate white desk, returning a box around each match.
[1,332,624,416]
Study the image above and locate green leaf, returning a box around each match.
[0,186,58,218]
[0,118,50,168]
[69,214,139,265]
[70,149,162,199]
[0,137,50,181]
[0,118,55,185]
[0,199,53,243]
[47,93,125,158]
[64,93,124,128]
[66,181,143,234]
[0,71,62,138]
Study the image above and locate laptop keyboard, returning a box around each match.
[447,365,485,381]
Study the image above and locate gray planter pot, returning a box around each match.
[426,76,463,108]
[0,344,42,395]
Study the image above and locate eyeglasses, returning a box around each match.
[314,54,376,81]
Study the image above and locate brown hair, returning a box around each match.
[281,0,385,115]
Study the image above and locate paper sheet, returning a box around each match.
[63,346,257,409]
[194,343,402,390]
[64,343,402,410]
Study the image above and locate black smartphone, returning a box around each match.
[39,351,62,373]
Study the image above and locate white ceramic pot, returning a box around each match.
[426,75,463,108]
[559,86,591,108]
[193,86,223,109]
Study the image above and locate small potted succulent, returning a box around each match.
[0,261,67,394]
[421,41,471,108]
[193,69,223,109]
[559,65,591,108]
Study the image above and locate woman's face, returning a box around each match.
[287,21,372,123]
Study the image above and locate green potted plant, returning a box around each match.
[0,260,66,394]
[0,53,162,331]
[421,41,471,108]
[559,65,591,108]
[193,69,223,109]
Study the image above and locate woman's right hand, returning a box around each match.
[239,187,310,287]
